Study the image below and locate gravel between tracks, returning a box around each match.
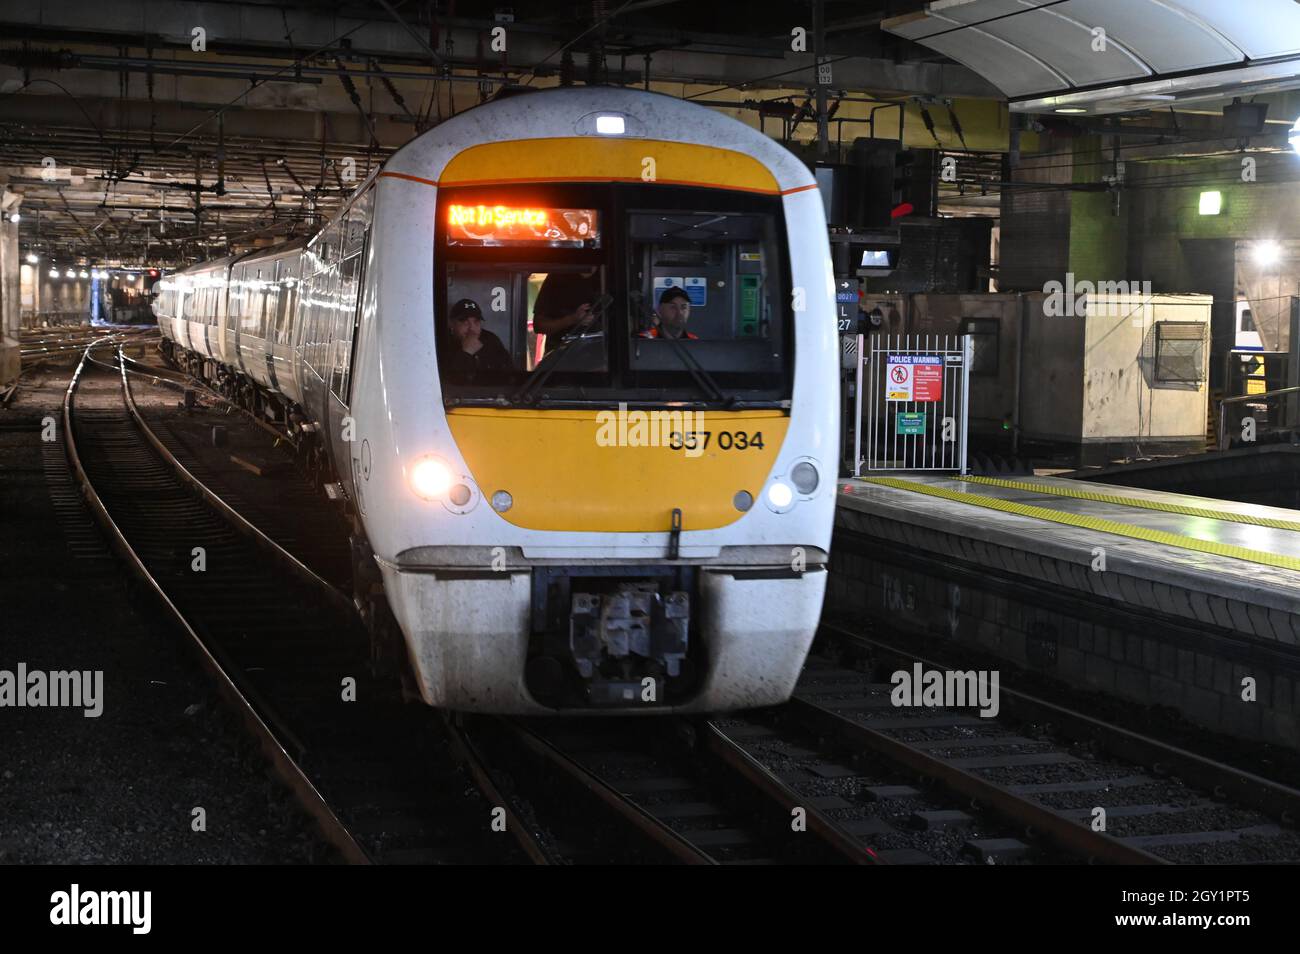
[0,360,332,864]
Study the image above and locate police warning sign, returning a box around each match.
[886,354,943,402]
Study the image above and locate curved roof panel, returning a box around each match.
[885,0,1300,113]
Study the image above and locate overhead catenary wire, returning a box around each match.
[518,0,642,87]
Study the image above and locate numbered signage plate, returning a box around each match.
[895,411,926,435]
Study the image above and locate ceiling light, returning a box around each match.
[26,252,38,264]
[7,212,19,223]
[1253,241,1282,267]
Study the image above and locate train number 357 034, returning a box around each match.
[668,431,764,451]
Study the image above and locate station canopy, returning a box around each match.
[884,0,1300,114]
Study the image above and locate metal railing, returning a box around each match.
[1217,387,1300,450]
[856,333,972,475]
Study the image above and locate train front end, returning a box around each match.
[355,88,838,713]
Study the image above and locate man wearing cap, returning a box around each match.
[442,298,511,383]
[639,286,698,340]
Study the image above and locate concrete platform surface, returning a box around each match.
[839,474,1300,620]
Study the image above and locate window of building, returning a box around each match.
[1154,321,1207,384]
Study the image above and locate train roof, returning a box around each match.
[168,236,309,281]
[383,85,816,196]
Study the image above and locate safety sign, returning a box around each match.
[886,354,943,402]
[683,276,708,306]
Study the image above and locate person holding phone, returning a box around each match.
[533,270,602,354]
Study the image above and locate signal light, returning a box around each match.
[791,461,819,494]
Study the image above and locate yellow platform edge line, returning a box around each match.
[958,475,1300,534]
[860,477,1300,573]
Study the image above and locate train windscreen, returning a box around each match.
[435,184,793,408]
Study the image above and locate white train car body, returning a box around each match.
[155,87,839,714]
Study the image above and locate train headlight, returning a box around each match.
[491,490,513,513]
[410,456,453,500]
[765,481,794,512]
[791,461,819,495]
[577,111,642,137]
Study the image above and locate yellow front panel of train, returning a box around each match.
[448,408,789,532]
[438,138,781,194]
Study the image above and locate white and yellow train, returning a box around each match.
[154,86,839,713]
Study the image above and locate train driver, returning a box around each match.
[533,270,601,354]
[442,297,511,383]
[639,286,698,340]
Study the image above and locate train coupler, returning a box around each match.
[569,583,689,681]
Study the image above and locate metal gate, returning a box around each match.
[853,333,972,475]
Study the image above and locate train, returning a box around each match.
[153,86,839,714]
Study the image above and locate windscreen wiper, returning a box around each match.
[511,332,591,405]
[655,331,732,407]
[510,294,614,406]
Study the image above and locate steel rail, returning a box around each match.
[821,620,1300,828]
[699,719,881,865]
[441,715,557,865]
[783,691,1168,865]
[63,339,373,865]
[497,719,717,865]
[117,348,353,616]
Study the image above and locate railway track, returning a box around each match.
[778,621,1300,864]
[461,716,878,864]
[67,343,1300,866]
[123,361,352,590]
[103,354,878,865]
[20,325,155,362]
[64,342,544,864]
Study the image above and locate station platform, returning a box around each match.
[831,474,1300,751]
